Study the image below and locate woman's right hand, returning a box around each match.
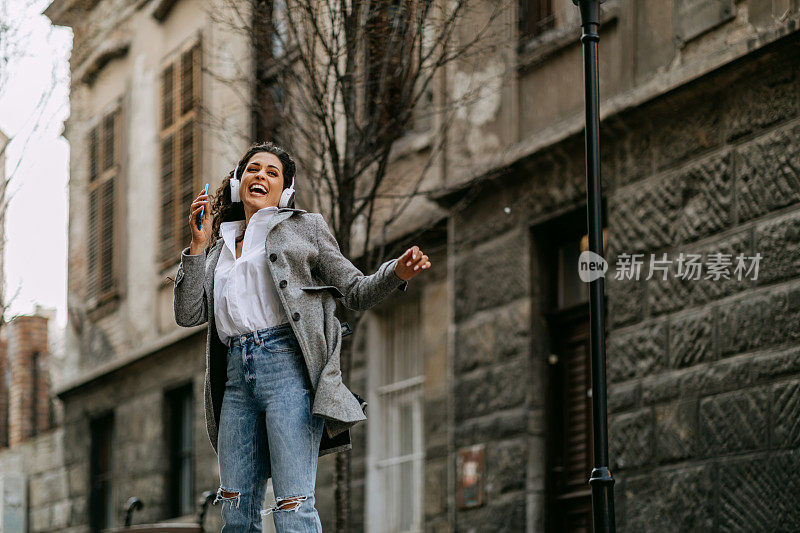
[189,192,212,254]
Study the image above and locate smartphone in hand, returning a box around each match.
[196,183,209,230]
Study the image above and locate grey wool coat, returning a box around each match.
[173,207,408,456]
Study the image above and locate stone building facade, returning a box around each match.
[41,0,800,532]
[427,2,800,531]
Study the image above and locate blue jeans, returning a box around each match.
[213,321,325,532]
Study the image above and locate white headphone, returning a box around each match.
[230,162,295,208]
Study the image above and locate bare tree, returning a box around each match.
[0,0,63,329]
[205,0,513,528]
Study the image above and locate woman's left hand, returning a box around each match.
[394,246,431,281]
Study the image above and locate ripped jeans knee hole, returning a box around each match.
[212,486,241,509]
[261,495,310,516]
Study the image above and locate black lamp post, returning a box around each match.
[571,0,616,531]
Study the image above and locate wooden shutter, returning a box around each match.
[161,64,174,130]
[86,108,121,308]
[102,112,116,171]
[547,315,593,532]
[89,127,99,182]
[179,120,195,254]
[564,343,591,488]
[159,39,201,269]
[100,178,115,293]
[180,45,199,115]
[87,186,99,303]
[159,135,175,263]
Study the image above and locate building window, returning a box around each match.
[520,0,556,39]
[252,0,287,144]
[159,39,202,269]
[366,295,425,532]
[87,106,121,309]
[165,383,194,517]
[90,412,114,533]
[363,0,412,144]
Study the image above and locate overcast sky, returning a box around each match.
[0,0,71,329]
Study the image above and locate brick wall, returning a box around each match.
[7,314,53,446]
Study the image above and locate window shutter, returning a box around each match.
[102,111,116,171]
[159,39,201,269]
[179,120,195,254]
[87,187,100,303]
[160,134,175,263]
[89,127,99,182]
[87,107,121,308]
[100,178,115,293]
[162,64,174,130]
[564,345,591,487]
[180,45,197,115]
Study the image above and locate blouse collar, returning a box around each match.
[219,206,279,258]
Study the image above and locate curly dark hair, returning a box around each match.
[165,141,296,285]
[207,141,297,250]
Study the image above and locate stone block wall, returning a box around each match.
[603,38,800,531]
[439,31,800,532]
[451,200,534,531]
[0,428,70,532]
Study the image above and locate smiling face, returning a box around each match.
[238,151,285,221]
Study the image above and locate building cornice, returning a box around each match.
[430,22,800,208]
[44,0,100,27]
[54,325,205,399]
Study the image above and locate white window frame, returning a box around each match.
[365,295,426,533]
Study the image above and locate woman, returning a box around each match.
[173,141,431,532]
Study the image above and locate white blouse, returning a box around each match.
[213,206,289,344]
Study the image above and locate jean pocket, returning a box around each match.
[259,337,298,354]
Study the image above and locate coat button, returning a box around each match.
[292,312,300,321]
[279,279,287,288]
[269,253,277,262]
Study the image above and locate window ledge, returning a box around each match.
[160,259,182,288]
[150,0,179,21]
[517,1,619,73]
[76,38,131,86]
[86,291,122,321]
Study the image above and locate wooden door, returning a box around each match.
[545,304,593,532]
